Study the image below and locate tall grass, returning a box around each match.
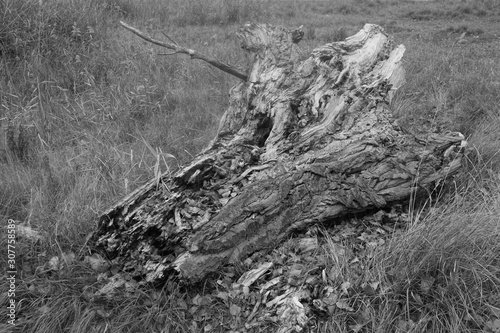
[0,0,239,245]
[391,34,500,175]
[103,0,271,26]
[371,190,500,332]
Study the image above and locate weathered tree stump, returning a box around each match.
[92,23,466,284]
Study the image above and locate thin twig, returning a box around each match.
[162,31,179,46]
[158,51,181,56]
[120,21,248,81]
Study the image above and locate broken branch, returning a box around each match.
[119,21,248,81]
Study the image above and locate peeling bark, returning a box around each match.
[92,23,466,283]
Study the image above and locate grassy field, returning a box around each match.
[1,0,499,332]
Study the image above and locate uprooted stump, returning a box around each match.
[92,23,466,284]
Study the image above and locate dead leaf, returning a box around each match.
[96,308,111,318]
[370,281,380,291]
[237,262,274,287]
[229,303,241,316]
[340,281,351,295]
[487,304,500,318]
[328,267,340,282]
[412,292,423,305]
[323,293,339,306]
[305,276,318,285]
[260,276,281,291]
[97,272,108,282]
[38,305,51,314]
[200,295,213,306]
[297,238,318,253]
[48,256,60,271]
[37,284,53,295]
[125,280,139,294]
[84,254,111,273]
[276,295,308,332]
[189,305,199,315]
[48,252,76,271]
[485,319,500,333]
[349,323,365,333]
[82,286,94,302]
[336,299,354,312]
[420,276,435,293]
[397,319,416,332]
[267,290,294,308]
[288,269,303,278]
[216,291,229,302]
[191,321,198,332]
[16,223,46,242]
[192,294,202,306]
[149,290,161,301]
[96,274,126,298]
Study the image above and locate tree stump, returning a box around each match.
[92,23,466,284]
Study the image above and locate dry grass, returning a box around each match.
[372,189,500,332]
[1,0,500,332]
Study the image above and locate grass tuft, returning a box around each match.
[373,191,500,332]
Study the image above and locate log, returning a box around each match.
[92,23,466,284]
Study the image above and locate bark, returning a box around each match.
[92,23,466,283]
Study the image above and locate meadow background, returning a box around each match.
[1,0,499,332]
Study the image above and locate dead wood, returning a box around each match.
[92,23,466,284]
[119,21,248,81]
